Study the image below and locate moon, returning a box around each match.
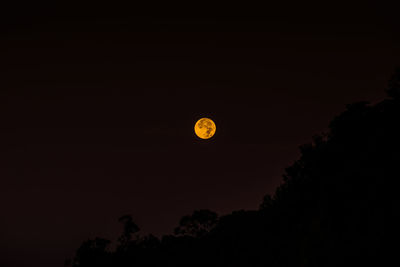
[194,118,216,139]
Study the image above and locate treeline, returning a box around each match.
[68,69,400,266]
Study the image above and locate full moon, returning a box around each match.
[194,118,216,139]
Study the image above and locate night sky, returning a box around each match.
[1,2,400,267]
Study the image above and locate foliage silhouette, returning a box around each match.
[117,215,140,251]
[174,209,218,238]
[386,66,400,99]
[70,69,400,266]
[72,238,111,267]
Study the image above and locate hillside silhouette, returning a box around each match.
[68,69,400,267]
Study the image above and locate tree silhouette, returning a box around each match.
[72,238,111,267]
[386,66,400,99]
[174,209,218,238]
[70,68,400,266]
[117,214,140,250]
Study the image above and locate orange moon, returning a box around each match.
[194,118,216,139]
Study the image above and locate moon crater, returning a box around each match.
[194,118,216,139]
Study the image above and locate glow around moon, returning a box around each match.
[194,118,216,139]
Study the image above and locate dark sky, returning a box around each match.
[1,2,400,267]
